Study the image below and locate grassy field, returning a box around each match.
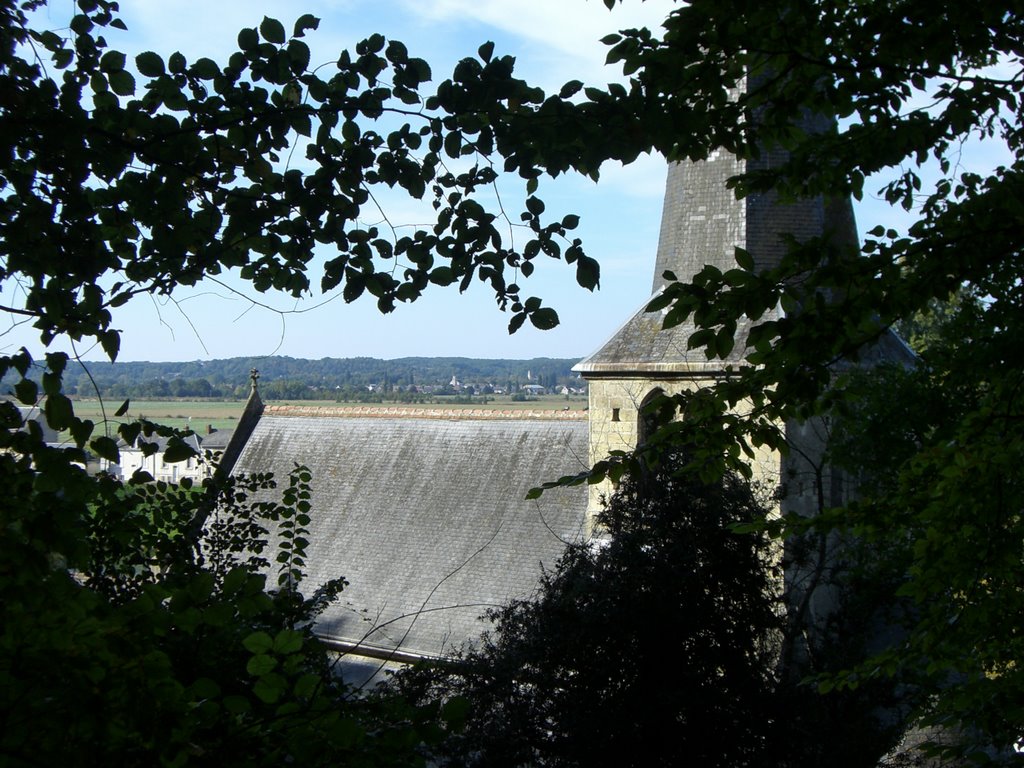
[69,394,589,432]
[70,399,246,432]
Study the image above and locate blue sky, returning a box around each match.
[5,1,1009,363]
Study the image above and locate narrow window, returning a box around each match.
[637,388,667,447]
[611,408,621,422]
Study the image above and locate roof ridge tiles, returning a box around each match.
[261,404,587,421]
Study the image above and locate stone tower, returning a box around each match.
[574,145,864,523]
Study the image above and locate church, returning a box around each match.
[220,137,912,681]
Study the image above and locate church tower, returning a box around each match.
[574,143,861,523]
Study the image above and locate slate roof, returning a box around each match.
[573,291,914,377]
[231,409,589,659]
[574,291,774,377]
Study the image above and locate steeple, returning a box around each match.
[572,118,851,519]
[651,150,836,293]
[651,151,747,294]
[575,141,849,378]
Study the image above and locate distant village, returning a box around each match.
[363,370,587,399]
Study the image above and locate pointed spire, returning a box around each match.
[577,153,837,377]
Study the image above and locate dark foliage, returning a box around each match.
[397,458,786,767]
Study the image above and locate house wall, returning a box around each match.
[119,449,207,484]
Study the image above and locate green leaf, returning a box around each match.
[108,70,135,97]
[272,629,303,655]
[575,255,600,291]
[734,247,754,271]
[223,695,251,714]
[168,52,187,74]
[190,677,221,700]
[44,394,74,431]
[293,673,319,699]
[69,418,94,447]
[163,438,197,463]
[529,307,559,330]
[44,352,68,376]
[243,631,274,654]
[478,41,495,63]
[191,57,219,79]
[559,80,583,99]
[100,330,120,361]
[428,266,455,286]
[135,51,165,76]
[253,673,285,704]
[69,14,92,34]
[646,292,672,312]
[287,39,311,73]
[444,131,461,158]
[53,48,73,69]
[246,654,277,676]
[293,14,320,37]
[14,378,37,405]
[237,27,258,51]
[222,567,249,596]
[260,16,286,44]
[100,50,125,72]
[118,421,141,445]
[90,435,120,463]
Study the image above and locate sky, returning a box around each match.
[4,1,1009,364]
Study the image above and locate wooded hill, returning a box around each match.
[5,356,585,400]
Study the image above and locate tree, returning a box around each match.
[821,281,1024,762]
[0,450,456,766]
[1,0,596,361]
[395,456,789,767]
[396,452,906,768]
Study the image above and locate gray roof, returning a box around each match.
[199,428,234,451]
[574,292,772,377]
[573,291,914,377]
[231,410,589,659]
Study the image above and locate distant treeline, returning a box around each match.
[3,356,586,401]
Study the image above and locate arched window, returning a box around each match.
[637,387,667,448]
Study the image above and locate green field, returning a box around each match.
[69,394,589,432]
[70,399,246,432]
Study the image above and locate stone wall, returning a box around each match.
[585,375,781,523]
